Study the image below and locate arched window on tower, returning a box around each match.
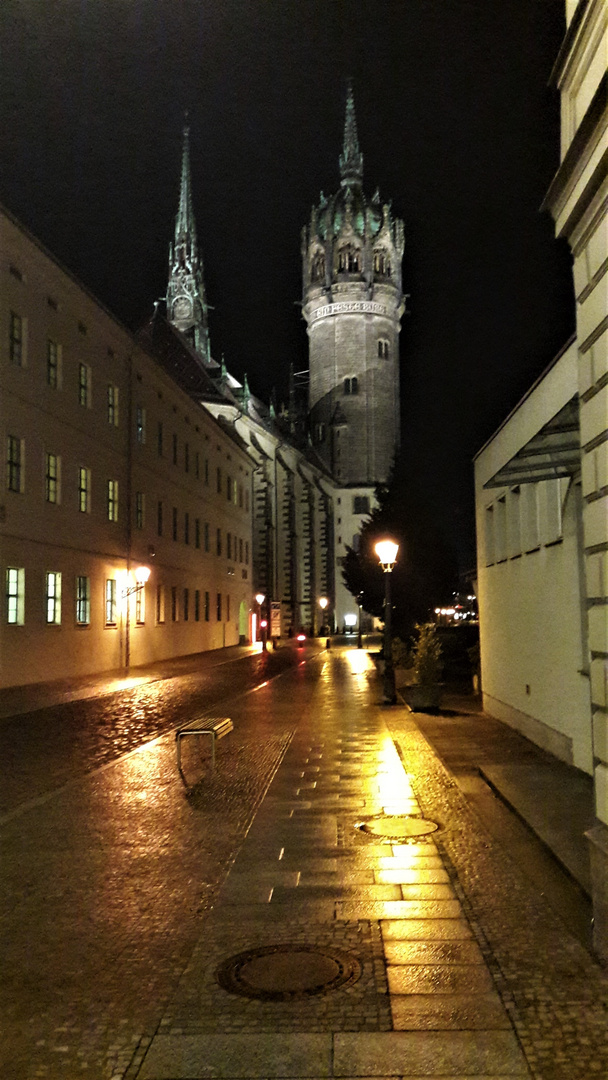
[338,246,360,274]
[373,251,391,278]
[310,252,325,283]
[344,376,359,395]
[377,339,389,360]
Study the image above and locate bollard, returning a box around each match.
[326,638,331,649]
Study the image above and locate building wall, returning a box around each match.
[0,208,253,688]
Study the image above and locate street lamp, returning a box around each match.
[318,595,328,636]
[357,592,364,650]
[122,565,151,671]
[255,592,267,651]
[375,539,399,704]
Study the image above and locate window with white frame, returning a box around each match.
[78,363,92,407]
[78,466,91,513]
[6,567,24,624]
[136,405,146,444]
[107,384,119,426]
[45,453,60,503]
[76,575,90,625]
[6,436,24,493]
[107,479,119,521]
[47,339,60,387]
[9,311,24,365]
[105,578,117,625]
[45,572,61,624]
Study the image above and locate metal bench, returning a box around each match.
[175,716,233,771]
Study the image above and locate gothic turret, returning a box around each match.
[166,125,211,364]
[302,87,405,486]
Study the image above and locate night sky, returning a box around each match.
[0,1,575,569]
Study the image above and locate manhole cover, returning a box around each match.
[216,944,362,1000]
[356,815,439,839]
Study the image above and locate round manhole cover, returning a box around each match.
[216,944,362,1000]
[356,815,439,839]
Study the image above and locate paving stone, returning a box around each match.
[390,994,513,1031]
[383,941,486,966]
[138,1032,332,1078]
[332,1031,530,1075]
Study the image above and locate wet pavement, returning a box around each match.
[1,645,607,1079]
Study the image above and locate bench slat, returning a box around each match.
[175,717,233,771]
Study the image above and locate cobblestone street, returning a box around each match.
[1,644,607,1079]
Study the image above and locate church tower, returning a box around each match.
[302,87,405,486]
[166,125,211,364]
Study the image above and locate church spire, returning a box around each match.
[166,122,211,364]
[339,83,363,187]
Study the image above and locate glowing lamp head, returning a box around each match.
[318,596,328,610]
[296,633,306,643]
[375,539,399,571]
[260,619,268,628]
[255,593,265,606]
[134,566,151,584]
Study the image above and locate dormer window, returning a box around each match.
[373,251,391,277]
[338,247,360,273]
[310,252,325,282]
[344,376,359,395]
[378,339,389,360]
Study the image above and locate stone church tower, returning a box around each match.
[166,125,211,364]
[302,86,405,487]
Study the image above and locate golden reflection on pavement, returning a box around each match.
[376,734,416,812]
[345,649,374,675]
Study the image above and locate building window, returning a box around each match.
[78,363,92,408]
[76,575,90,625]
[107,384,119,426]
[78,467,91,513]
[338,247,360,273]
[216,592,222,621]
[344,376,358,395]
[156,583,165,623]
[172,506,178,541]
[245,540,249,564]
[9,311,24,365]
[195,518,201,549]
[226,475,232,501]
[204,590,210,621]
[135,585,145,625]
[135,491,145,529]
[47,339,60,387]
[204,457,209,484]
[226,594,230,622]
[239,537,243,562]
[184,511,190,544]
[105,578,117,625]
[310,251,325,282]
[226,532,232,559]
[194,589,200,621]
[353,495,369,515]
[6,567,24,625]
[184,442,189,473]
[45,572,62,624]
[315,423,325,443]
[373,251,391,277]
[107,480,119,522]
[238,484,243,508]
[204,522,210,552]
[217,466,222,493]
[136,405,146,444]
[157,500,163,536]
[171,586,178,621]
[378,339,389,359]
[7,436,24,493]
[183,587,189,622]
[45,453,60,503]
[172,433,178,465]
[245,490,249,513]
[195,451,200,479]
[216,527,222,556]
[157,421,164,457]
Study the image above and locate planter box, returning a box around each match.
[407,683,442,712]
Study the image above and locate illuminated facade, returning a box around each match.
[475,0,608,960]
[302,88,406,627]
[0,205,253,688]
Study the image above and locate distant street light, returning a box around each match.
[255,592,267,651]
[375,540,399,704]
[319,595,328,636]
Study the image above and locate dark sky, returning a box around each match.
[0,0,575,569]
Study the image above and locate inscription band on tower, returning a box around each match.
[310,301,389,321]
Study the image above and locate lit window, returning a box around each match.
[45,453,60,503]
[78,363,92,408]
[78,467,91,513]
[136,405,146,444]
[107,480,119,521]
[45,572,61,624]
[6,567,24,624]
[9,312,24,365]
[107,384,119,426]
[135,491,144,529]
[76,575,90,625]
[6,436,24,493]
[47,339,60,387]
[105,578,117,625]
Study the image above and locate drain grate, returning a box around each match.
[216,944,362,1001]
[355,814,439,839]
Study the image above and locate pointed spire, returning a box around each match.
[175,122,197,250]
[339,83,363,187]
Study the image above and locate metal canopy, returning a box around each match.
[483,396,580,489]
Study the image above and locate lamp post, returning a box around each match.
[255,592,267,651]
[122,565,151,672]
[318,596,328,636]
[357,592,364,650]
[375,540,399,705]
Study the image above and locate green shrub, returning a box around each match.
[412,623,442,686]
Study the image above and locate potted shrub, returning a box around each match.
[408,622,443,711]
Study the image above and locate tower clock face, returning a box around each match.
[173,297,191,320]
